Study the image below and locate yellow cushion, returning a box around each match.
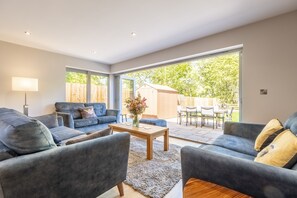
[254,130,297,168]
[254,119,283,151]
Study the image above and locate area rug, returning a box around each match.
[125,137,181,198]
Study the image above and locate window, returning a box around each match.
[90,74,108,104]
[66,69,109,105]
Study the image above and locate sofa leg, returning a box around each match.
[117,182,124,196]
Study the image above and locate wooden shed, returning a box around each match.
[136,83,178,119]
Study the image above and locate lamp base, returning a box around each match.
[23,105,29,116]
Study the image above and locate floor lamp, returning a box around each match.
[12,77,38,116]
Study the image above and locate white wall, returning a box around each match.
[0,41,110,116]
[111,11,297,123]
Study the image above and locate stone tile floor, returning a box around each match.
[166,118,223,144]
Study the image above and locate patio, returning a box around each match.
[166,118,223,144]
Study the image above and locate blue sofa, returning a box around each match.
[181,112,297,197]
[0,108,130,197]
[55,102,120,133]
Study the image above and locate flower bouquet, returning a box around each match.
[125,93,148,127]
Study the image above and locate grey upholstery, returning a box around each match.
[181,112,297,197]
[0,132,130,198]
[55,102,120,133]
[0,108,130,197]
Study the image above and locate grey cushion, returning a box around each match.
[284,112,297,129]
[55,102,85,119]
[0,119,57,154]
[290,122,297,135]
[66,128,111,145]
[33,113,59,128]
[97,116,117,124]
[0,141,17,161]
[85,103,107,117]
[199,144,255,160]
[49,126,84,143]
[74,117,98,128]
[212,134,258,156]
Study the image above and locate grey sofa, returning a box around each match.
[181,112,297,197]
[0,108,130,197]
[55,102,120,133]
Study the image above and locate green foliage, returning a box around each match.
[126,52,239,105]
[66,72,87,84]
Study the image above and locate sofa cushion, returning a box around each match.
[79,106,97,119]
[255,130,297,168]
[55,102,84,119]
[50,126,84,143]
[199,144,255,160]
[74,118,98,128]
[284,112,297,129]
[0,118,57,155]
[97,116,117,124]
[0,141,17,161]
[33,113,59,129]
[254,119,283,151]
[85,103,106,117]
[65,128,111,145]
[212,134,258,156]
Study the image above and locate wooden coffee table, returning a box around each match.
[108,123,169,160]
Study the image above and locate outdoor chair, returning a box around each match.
[201,106,215,129]
[177,106,187,125]
[186,106,199,127]
[225,107,234,121]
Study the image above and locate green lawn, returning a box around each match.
[232,111,239,122]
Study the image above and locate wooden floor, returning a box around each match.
[97,137,201,198]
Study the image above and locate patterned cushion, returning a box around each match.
[74,118,98,128]
[79,106,97,119]
[97,116,117,124]
[85,103,107,117]
[254,119,283,151]
[255,130,297,168]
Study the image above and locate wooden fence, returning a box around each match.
[66,83,108,103]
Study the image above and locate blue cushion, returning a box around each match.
[85,103,107,117]
[49,126,84,143]
[284,112,297,129]
[139,118,167,127]
[212,134,258,156]
[74,118,98,128]
[33,113,59,129]
[0,116,57,154]
[97,116,117,124]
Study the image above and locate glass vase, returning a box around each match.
[132,114,140,127]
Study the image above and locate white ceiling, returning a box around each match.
[0,0,297,65]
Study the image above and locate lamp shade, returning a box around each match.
[12,77,38,92]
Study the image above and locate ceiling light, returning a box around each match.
[24,31,31,36]
[131,32,136,37]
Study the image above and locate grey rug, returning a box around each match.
[125,137,181,198]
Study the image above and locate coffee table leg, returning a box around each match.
[147,136,153,160]
[164,129,169,151]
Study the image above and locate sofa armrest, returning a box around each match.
[0,133,130,198]
[181,146,297,197]
[224,121,265,141]
[56,112,74,128]
[106,109,120,122]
